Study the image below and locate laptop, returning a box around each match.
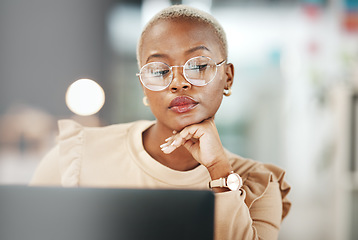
[0,185,214,240]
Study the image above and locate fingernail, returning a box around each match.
[161,146,170,154]
[165,136,172,142]
[160,142,169,148]
[170,140,176,146]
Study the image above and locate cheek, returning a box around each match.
[205,79,225,111]
[209,92,224,111]
[201,86,224,113]
[145,91,166,113]
[208,78,225,102]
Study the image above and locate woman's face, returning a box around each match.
[139,19,233,131]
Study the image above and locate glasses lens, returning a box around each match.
[140,62,172,91]
[184,56,217,86]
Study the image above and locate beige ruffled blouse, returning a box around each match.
[31,119,291,240]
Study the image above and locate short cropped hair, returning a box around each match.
[136,5,228,68]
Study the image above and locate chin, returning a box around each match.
[172,115,208,132]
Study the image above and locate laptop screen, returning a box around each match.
[0,185,214,240]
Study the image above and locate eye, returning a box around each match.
[151,69,170,77]
[187,64,208,71]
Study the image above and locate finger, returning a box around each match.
[180,126,204,141]
[161,123,207,153]
[164,135,174,142]
[161,142,177,154]
[183,139,195,151]
[177,132,200,149]
[160,141,171,149]
[160,136,176,149]
[161,134,182,153]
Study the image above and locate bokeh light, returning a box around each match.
[65,79,105,116]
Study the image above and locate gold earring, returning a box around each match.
[223,87,232,97]
[143,96,149,106]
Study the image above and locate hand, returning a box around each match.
[160,118,228,169]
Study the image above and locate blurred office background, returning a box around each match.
[0,0,357,239]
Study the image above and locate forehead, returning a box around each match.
[140,19,223,64]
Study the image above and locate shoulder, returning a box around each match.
[56,119,142,156]
[58,119,152,138]
[225,150,291,220]
[57,119,156,145]
[55,119,154,186]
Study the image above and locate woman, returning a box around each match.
[31,5,291,239]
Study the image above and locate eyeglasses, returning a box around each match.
[136,56,226,91]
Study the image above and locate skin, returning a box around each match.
[138,18,235,192]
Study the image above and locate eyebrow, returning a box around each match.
[185,45,211,54]
[146,53,168,64]
[145,45,211,63]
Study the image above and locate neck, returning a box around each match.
[142,123,200,171]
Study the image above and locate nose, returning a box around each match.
[169,67,191,93]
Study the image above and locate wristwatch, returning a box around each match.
[209,171,243,191]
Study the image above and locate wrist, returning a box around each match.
[209,171,243,192]
[206,159,232,192]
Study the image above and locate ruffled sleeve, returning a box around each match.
[242,163,291,220]
[214,156,291,240]
[58,119,84,187]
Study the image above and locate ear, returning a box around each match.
[224,63,234,90]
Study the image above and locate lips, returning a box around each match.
[169,96,198,113]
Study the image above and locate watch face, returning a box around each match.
[227,173,242,191]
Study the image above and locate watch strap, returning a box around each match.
[209,171,243,191]
[208,177,227,189]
